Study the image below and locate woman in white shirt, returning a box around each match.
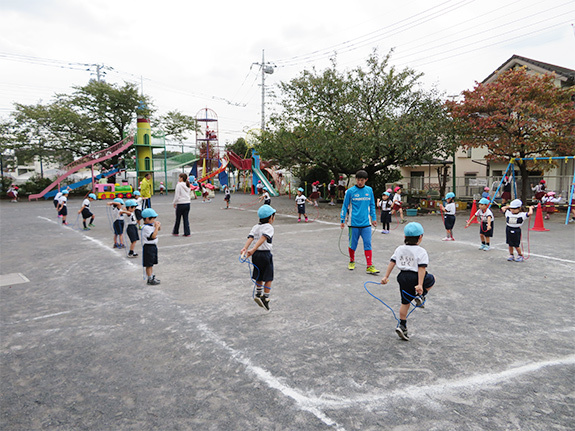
[172,173,192,236]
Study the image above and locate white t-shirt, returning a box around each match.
[82,198,90,209]
[444,202,456,215]
[391,244,429,273]
[474,208,493,223]
[54,192,63,201]
[111,205,124,221]
[142,223,158,245]
[58,195,67,206]
[505,210,529,228]
[393,193,402,205]
[136,197,143,210]
[379,199,392,211]
[295,194,307,205]
[262,191,270,201]
[338,179,346,187]
[248,223,274,252]
[126,212,137,226]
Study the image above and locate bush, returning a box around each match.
[18,175,55,196]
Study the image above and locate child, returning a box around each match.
[159,182,166,195]
[481,186,491,200]
[133,190,143,228]
[201,183,211,203]
[7,184,18,202]
[337,176,346,200]
[439,192,456,241]
[256,180,264,195]
[501,199,534,262]
[377,191,392,234]
[328,180,337,205]
[78,193,96,230]
[531,180,546,202]
[54,189,64,213]
[241,205,276,311]
[141,208,161,285]
[108,198,125,249]
[340,170,379,274]
[57,189,70,225]
[310,181,321,207]
[541,191,561,220]
[121,199,139,258]
[391,186,405,224]
[295,187,312,222]
[465,197,493,250]
[258,187,271,205]
[381,222,435,341]
[223,185,231,209]
[501,175,512,205]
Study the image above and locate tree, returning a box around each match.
[156,110,198,152]
[258,51,456,193]
[447,68,575,202]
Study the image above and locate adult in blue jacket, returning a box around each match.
[340,170,379,274]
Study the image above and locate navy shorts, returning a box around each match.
[113,219,124,235]
[224,195,230,201]
[380,211,391,224]
[135,209,142,221]
[81,208,93,219]
[480,221,493,237]
[397,270,435,304]
[53,200,59,208]
[143,244,158,267]
[506,226,522,248]
[58,206,67,216]
[126,224,139,243]
[251,250,274,282]
[297,204,306,214]
[444,214,456,230]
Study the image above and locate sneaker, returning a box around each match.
[383,230,389,234]
[119,244,125,248]
[395,324,410,341]
[348,261,356,270]
[172,233,179,236]
[113,243,119,248]
[88,223,95,227]
[305,218,309,223]
[254,294,264,308]
[298,219,301,223]
[127,252,138,258]
[449,237,455,241]
[414,295,425,308]
[483,245,490,251]
[400,219,407,224]
[507,255,515,261]
[147,276,161,285]
[62,222,68,225]
[260,296,270,311]
[366,265,380,275]
[515,255,524,262]
[478,244,486,250]
[183,234,190,237]
[442,237,451,241]
[83,227,91,231]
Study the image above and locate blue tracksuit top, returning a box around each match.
[340,185,376,227]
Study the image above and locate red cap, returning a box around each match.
[540,180,546,184]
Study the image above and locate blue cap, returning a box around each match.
[263,187,268,191]
[257,204,276,219]
[62,190,69,194]
[88,193,96,199]
[113,198,124,204]
[446,192,455,199]
[141,208,158,218]
[124,199,137,207]
[298,187,304,192]
[383,192,390,196]
[133,191,141,196]
[404,222,424,237]
[478,197,490,205]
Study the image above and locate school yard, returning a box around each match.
[1,192,574,431]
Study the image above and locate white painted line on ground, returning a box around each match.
[0,273,30,287]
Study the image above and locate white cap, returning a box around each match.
[510,199,522,209]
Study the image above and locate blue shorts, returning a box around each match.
[348,226,372,251]
[113,219,124,235]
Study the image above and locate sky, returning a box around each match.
[1,0,574,150]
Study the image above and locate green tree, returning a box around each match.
[156,110,198,152]
[258,51,456,193]
[448,68,575,202]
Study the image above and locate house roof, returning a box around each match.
[482,55,575,86]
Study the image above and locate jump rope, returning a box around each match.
[238,254,268,300]
[363,281,424,323]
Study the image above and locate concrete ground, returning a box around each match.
[1,192,574,431]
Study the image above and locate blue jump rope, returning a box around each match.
[238,254,269,299]
[363,281,424,324]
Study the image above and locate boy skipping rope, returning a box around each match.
[465,197,493,250]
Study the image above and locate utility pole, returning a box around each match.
[252,50,275,131]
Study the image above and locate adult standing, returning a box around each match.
[172,173,191,236]
[140,173,153,209]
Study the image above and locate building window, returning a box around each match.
[466,147,472,158]
[144,134,150,145]
[410,171,424,190]
[144,157,151,171]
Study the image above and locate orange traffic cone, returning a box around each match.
[467,200,478,224]
[530,202,549,231]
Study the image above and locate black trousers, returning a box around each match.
[173,203,190,235]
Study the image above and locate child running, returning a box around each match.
[223,185,231,209]
[391,186,405,223]
[501,199,534,262]
[123,199,139,258]
[439,192,456,241]
[381,222,435,341]
[78,193,96,230]
[258,187,271,205]
[340,170,379,274]
[56,189,70,225]
[241,205,276,311]
[465,197,493,250]
[295,187,312,223]
[108,198,125,249]
[377,191,393,234]
[141,208,161,285]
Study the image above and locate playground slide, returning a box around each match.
[253,166,279,197]
[43,168,120,198]
[227,150,252,170]
[197,156,229,183]
[29,136,134,201]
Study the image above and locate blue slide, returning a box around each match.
[43,169,119,199]
[252,166,278,197]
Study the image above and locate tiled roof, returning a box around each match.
[482,55,575,85]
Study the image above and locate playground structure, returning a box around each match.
[42,168,120,199]
[192,108,228,187]
[226,149,279,196]
[29,136,134,201]
[94,182,134,200]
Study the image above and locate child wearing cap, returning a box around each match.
[381,222,435,341]
[141,208,161,285]
[133,191,143,229]
[501,175,512,205]
[531,180,546,202]
[310,181,321,207]
[465,197,493,250]
[107,198,125,249]
[7,184,18,202]
[258,187,271,205]
[122,199,139,258]
[295,188,312,222]
[328,180,337,205]
[159,182,166,195]
[241,204,276,311]
[377,192,393,234]
[223,185,231,209]
[78,193,97,230]
[256,180,264,195]
[439,192,456,241]
[481,187,491,200]
[391,186,405,224]
[541,191,561,220]
[340,170,379,274]
[57,189,70,225]
[501,199,534,262]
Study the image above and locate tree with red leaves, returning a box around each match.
[447,67,575,202]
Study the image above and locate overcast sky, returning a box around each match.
[1,0,574,149]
